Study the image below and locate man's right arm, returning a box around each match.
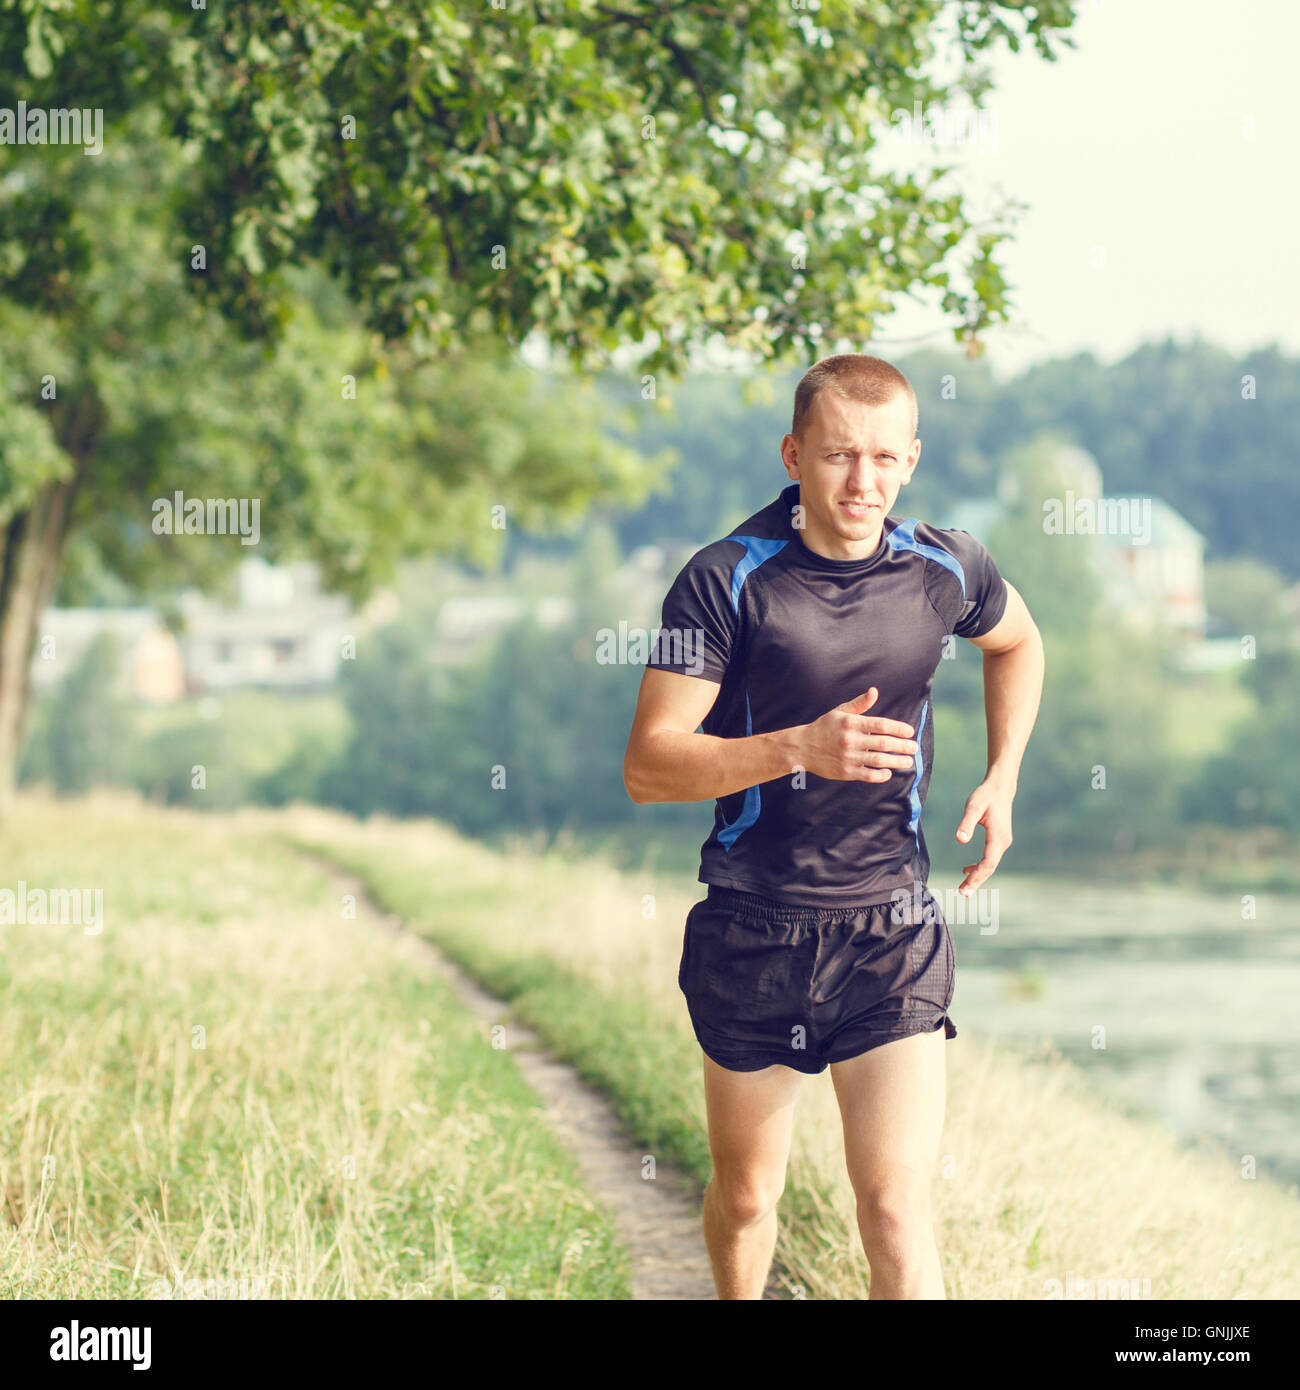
[622,669,918,805]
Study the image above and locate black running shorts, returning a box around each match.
[678,883,957,1074]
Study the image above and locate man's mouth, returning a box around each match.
[839,501,879,518]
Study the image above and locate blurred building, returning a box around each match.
[33,558,398,698]
[31,609,185,702]
[1278,580,1300,634]
[430,594,574,665]
[944,444,1207,641]
[179,558,363,692]
[1097,498,1207,638]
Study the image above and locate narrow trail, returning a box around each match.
[306,854,717,1301]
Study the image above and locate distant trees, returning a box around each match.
[324,524,651,836]
[602,342,1300,583]
[20,632,131,794]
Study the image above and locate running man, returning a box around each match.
[623,354,1044,1300]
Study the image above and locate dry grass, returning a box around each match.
[264,799,1300,1300]
[0,789,627,1299]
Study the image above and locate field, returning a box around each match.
[3,789,1298,1299]
[0,792,626,1299]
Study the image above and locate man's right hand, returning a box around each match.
[796,687,918,783]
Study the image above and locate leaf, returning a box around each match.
[234,219,266,276]
[24,13,52,79]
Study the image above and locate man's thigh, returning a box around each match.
[702,1053,804,1186]
[828,1028,948,1188]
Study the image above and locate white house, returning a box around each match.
[944,443,1208,641]
[178,557,395,692]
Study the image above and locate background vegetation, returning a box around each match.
[22,342,1299,888]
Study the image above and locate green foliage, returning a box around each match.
[0,359,68,521]
[1183,649,1300,830]
[252,723,347,807]
[131,715,248,810]
[19,631,132,793]
[324,524,641,836]
[1203,557,1289,637]
[0,2,1078,368]
[320,622,443,817]
[20,685,352,811]
[0,0,1088,639]
[0,111,660,607]
[167,1,1077,363]
[926,436,1189,868]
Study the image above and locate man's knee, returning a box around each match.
[854,1178,932,1250]
[706,1172,785,1228]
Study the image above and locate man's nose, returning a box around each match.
[848,458,876,493]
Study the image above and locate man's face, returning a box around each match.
[780,390,920,554]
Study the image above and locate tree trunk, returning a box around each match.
[0,478,78,814]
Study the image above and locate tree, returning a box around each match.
[20,629,133,794]
[1203,557,1289,636]
[0,1,1079,807]
[152,1,1075,363]
[1009,341,1300,579]
[0,120,654,806]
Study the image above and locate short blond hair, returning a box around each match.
[791,354,918,439]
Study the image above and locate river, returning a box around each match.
[939,873,1300,1189]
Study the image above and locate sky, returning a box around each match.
[872,0,1300,375]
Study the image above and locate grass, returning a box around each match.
[6,788,1299,1301]
[0,790,628,1300]
[268,799,1300,1301]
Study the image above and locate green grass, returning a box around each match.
[0,792,628,1299]
[274,800,1300,1301]
[10,790,1300,1301]
[291,836,715,1188]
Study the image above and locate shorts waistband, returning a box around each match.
[705,883,932,926]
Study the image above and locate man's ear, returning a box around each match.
[780,432,801,480]
[901,435,921,483]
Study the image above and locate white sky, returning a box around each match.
[874,0,1300,374]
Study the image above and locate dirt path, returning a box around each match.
[312,856,717,1301]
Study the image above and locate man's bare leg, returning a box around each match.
[829,1027,948,1299]
[699,1053,804,1300]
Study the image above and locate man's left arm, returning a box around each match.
[955,581,1045,896]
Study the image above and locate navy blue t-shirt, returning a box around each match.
[646,482,1008,907]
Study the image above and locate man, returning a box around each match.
[622,354,1044,1300]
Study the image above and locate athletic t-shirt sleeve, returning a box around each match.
[945,529,1009,639]
[646,546,736,682]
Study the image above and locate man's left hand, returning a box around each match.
[954,779,1015,896]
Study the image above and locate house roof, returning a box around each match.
[941,494,1204,549]
[1097,497,1205,549]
